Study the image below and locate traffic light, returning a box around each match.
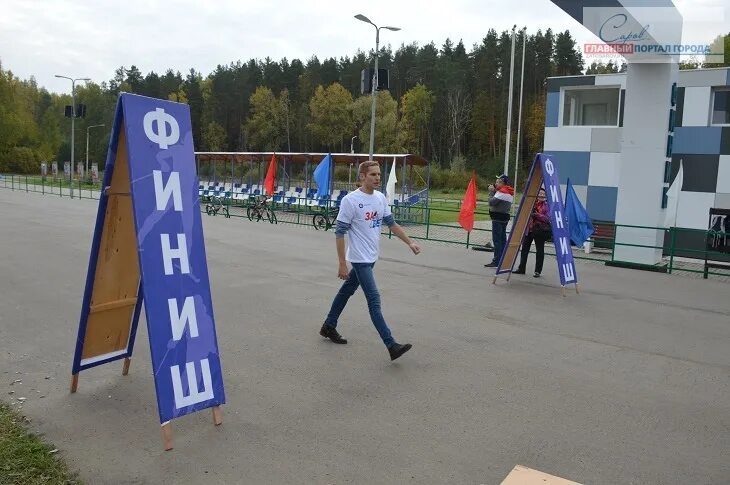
[360,68,390,95]
[64,104,87,118]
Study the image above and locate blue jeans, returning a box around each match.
[324,262,395,348]
[491,220,508,264]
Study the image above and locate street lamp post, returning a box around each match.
[349,135,358,187]
[86,124,105,180]
[355,14,400,161]
[55,74,90,198]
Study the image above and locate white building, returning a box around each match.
[544,67,730,229]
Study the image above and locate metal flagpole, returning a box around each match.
[504,25,517,177]
[514,28,526,194]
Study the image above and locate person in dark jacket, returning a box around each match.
[513,188,550,277]
[484,174,514,268]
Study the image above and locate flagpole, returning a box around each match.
[514,28,526,195]
[504,25,517,177]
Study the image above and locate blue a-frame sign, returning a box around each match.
[71,93,226,450]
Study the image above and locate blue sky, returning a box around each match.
[1,0,726,94]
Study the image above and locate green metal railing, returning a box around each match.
[0,174,103,200]
[2,173,728,280]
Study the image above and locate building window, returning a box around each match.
[711,88,730,125]
[562,87,620,127]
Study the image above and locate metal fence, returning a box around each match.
[0,174,103,200]
[2,173,728,280]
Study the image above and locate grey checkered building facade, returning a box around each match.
[543,67,730,231]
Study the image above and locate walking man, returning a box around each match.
[320,161,421,361]
[484,174,515,268]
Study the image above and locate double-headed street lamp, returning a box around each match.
[55,74,90,197]
[354,14,400,160]
[86,124,105,179]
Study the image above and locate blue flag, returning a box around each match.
[565,178,594,246]
[313,153,332,199]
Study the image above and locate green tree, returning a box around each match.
[586,61,620,74]
[245,86,284,151]
[704,32,730,67]
[470,30,501,161]
[280,88,292,152]
[554,30,584,76]
[308,83,353,150]
[398,83,434,154]
[525,93,546,157]
[352,91,400,154]
[202,121,227,151]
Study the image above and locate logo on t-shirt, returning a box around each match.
[365,211,381,228]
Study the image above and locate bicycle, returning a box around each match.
[247,195,277,224]
[205,195,229,217]
[313,206,339,231]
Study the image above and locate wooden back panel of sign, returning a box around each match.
[500,465,581,484]
[81,128,140,360]
[497,163,544,275]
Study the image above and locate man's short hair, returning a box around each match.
[359,160,380,176]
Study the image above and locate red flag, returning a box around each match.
[458,172,477,232]
[264,153,277,195]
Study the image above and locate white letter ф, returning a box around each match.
[544,158,555,176]
[171,359,214,409]
[143,107,180,149]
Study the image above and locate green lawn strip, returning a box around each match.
[0,402,81,485]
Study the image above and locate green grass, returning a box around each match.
[0,402,81,485]
[427,200,491,225]
[427,190,523,225]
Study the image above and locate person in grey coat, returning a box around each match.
[484,174,515,268]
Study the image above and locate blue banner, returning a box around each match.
[313,153,332,199]
[122,93,225,423]
[539,154,578,286]
[565,178,594,246]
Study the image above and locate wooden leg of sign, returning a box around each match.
[575,283,580,295]
[212,406,223,426]
[122,357,131,376]
[161,422,173,451]
[561,286,566,298]
[506,272,512,282]
[492,276,498,285]
[70,374,79,393]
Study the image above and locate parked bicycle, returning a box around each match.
[205,195,229,217]
[313,206,339,231]
[247,195,277,224]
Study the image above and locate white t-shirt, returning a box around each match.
[337,189,392,263]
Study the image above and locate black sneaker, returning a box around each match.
[388,343,412,361]
[512,268,526,274]
[484,262,498,268]
[533,272,541,278]
[320,324,347,344]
